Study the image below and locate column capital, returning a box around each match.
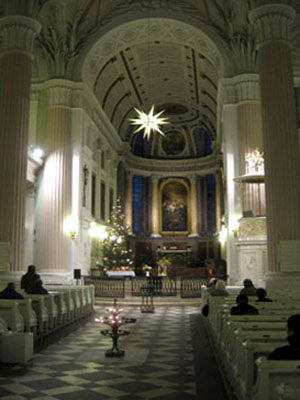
[151,175,160,184]
[0,15,41,55]
[45,79,75,107]
[234,74,260,103]
[188,174,198,183]
[249,4,295,47]
[218,74,260,105]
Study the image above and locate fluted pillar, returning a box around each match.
[250,4,300,276]
[189,175,199,236]
[215,172,221,233]
[36,81,73,273]
[236,75,265,216]
[125,171,132,233]
[0,16,40,273]
[151,175,160,237]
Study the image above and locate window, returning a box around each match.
[100,181,105,220]
[206,174,216,232]
[91,174,96,217]
[132,175,143,232]
[109,187,114,216]
[101,150,105,169]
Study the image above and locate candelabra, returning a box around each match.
[95,299,136,357]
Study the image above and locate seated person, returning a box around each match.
[240,279,257,296]
[29,279,48,295]
[207,278,217,289]
[0,282,24,299]
[256,288,272,302]
[209,280,229,296]
[268,314,300,360]
[21,265,40,294]
[230,294,259,315]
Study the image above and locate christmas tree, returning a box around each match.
[102,198,134,270]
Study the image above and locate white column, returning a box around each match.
[189,174,199,237]
[151,175,161,237]
[125,171,132,233]
[236,75,265,216]
[0,16,40,274]
[218,82,241,284]
[250,4,300,286]
[35,80,73,281]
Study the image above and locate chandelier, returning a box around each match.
[129,4,169,139]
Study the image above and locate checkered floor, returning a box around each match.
[0,305,228,400]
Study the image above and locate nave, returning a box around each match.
[0,305,228,400]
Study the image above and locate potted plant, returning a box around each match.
[142,264,152,277]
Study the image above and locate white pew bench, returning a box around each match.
[236,340,286,400]
[48,291,67,326]
[0,316,9,334]
[24,295,49,335]
[253,358,300,400]
[223,329,287,389]
[0,299,36,333]
[0,301,24,332]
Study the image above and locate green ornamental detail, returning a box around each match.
[37,10,95,78]
[4,0,49,18]
[226,20,258,74]
[213,5,258,74]
[102,198,134,270]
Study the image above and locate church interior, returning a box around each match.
[1,0,300,399]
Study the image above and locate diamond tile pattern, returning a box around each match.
[0,305,228,399]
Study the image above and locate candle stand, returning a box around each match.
[95,299,136,357]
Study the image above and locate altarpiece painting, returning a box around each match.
[160,179,189,234]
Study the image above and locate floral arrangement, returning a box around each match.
[112,266,133,271]
[157,256,171,267]
[142,264,152,272]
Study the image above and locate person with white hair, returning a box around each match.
[209,279,229,297]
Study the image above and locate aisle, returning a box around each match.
[0,305,228,400]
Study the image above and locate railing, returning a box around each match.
[131,277,177,297]
[84,277,125,298]
[180,276,205,298]
[85,276,206,298]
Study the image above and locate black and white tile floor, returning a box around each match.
[0,305,228,400]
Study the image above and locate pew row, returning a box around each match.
[203,289,300,400]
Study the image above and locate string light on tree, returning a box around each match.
[102,198,134,270]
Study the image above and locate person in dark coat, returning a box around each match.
[230,294,259,315]
[256,288,272,302]
[268,314,300,360]
[21,265,40,293]
[0,282,24,299]
[240,279,257,296]
[29,279,48,295]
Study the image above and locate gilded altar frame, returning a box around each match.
[159,178,190,235]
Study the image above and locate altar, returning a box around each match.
[106,271,136,278]
[156,247,191,267]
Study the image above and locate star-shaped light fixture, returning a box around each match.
[129,105,169,140]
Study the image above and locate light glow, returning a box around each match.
[129,105,169,139]
[89,222,107,240]
[64,217,78,239]
[32,147,44,159]
[219,226,228,244]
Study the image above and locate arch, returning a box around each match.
[80,16,232,88]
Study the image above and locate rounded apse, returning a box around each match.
[161,130,186,156]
